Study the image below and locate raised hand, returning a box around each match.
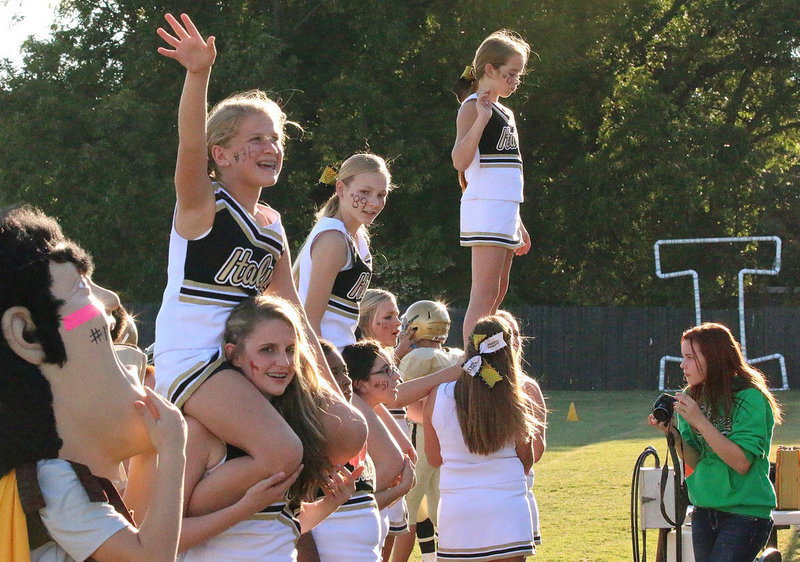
[322,464,365,505]
[393,324,417,362]
[474,89,494,124]
[157,13,216,73]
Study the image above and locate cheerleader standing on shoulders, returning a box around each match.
[152,13,365,519]
[452,30,533,346]
[424,315,540,561]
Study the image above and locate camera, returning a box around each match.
[652,393,677,423]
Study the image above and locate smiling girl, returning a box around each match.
[296,154,391,350]
[153,13,364,521]
[174,295,364,561]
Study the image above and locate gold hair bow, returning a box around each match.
[318,165,338,186]
[461,65,476,82]
[462,332,507,387]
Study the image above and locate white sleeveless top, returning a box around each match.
[154,185,285,359]
[432,381,526,491]
[180,454,300,562]
[296,217,372,349]
[461,93,524,202]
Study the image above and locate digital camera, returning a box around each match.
[652,393,677,423]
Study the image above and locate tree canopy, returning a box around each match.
[1,0,798,308]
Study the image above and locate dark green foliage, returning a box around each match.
[1,0,798,307]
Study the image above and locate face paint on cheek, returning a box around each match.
[350,193,368,209]
[62,303,103,331]
[89,327,105,345]
[249,360,260,377]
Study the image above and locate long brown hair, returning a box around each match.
[682,322,782,424]
[454,316,540,455]
[224,295,337,501]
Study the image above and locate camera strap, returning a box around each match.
[658,432,689,561]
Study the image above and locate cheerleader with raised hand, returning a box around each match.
[153,13,365,519]
[424,316,539,561]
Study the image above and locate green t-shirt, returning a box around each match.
[676,387,776,519]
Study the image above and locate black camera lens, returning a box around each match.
[652,393,676,423]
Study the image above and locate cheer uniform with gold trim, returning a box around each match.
[311,450,383,561]
[297,217,372,349]
[154,184,285,408]
[432,382,534,561]
[180,446,300,562]
[459,93,524,250]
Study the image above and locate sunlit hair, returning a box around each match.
[316,153,392,220]
[206,89,299,179]
[495,309,523,362]
[357,288,397,341]
[453,30,531,103]
[340,339,387,387]
[224,295,337,501]
[455,315,540,455]
[682,322,782,424]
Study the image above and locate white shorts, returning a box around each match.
[459,199,523,250]
[382,497,409,536]
[437,481,534,561]
[154,347,227,409]
[311,493,382,561]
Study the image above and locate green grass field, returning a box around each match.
[407,390,800,561]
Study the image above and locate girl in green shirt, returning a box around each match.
[649,322,782,562]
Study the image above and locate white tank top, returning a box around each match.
[432,381,526,491]
[296,217,372,349]
[461,93,524,202]
[154,185,285,359]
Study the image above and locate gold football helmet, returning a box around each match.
[402,300,450,343]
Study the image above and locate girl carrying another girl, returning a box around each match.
[128,296,362,561]
[296,154,391,350]
[649,323,781,562]
[424,315,539,561]
[152,13,364,519]
[452,30,533,346]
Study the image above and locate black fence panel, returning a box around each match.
[132,303,798,391]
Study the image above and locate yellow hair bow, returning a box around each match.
[462,332,507,388]
[318,165,338,186]
[461,65,476,82]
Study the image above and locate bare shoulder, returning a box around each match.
[310,229,350,261]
